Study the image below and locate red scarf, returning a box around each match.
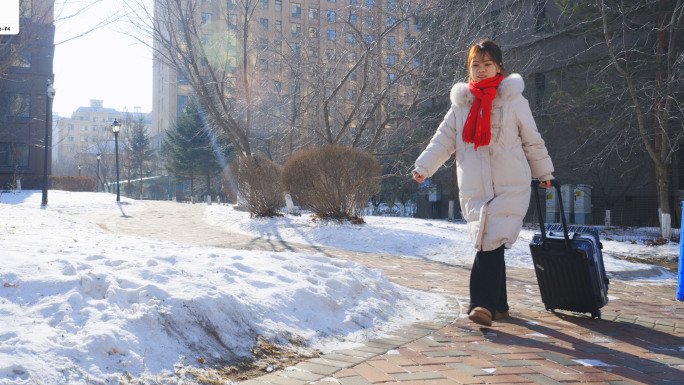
[462,74,504,150]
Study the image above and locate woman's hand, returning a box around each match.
[412,171,425,183]
[539,180,552,189]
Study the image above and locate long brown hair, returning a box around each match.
[467,40,506,80]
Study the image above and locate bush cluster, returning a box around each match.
[235,156,285,217]
[282,145,380,222]
[49,176,96,192]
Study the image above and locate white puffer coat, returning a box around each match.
[414,74,554,251]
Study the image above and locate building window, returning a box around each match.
[291,23,301,37]
[0,142,29,168]
[19,0,31,18]
[309,8,318,19]
[275,0,281,11]
[386,35,395,50]
[365,35,373,44]
[349,14,357,24]
[326,29,336,41]
[259,38,268,50]
[274,60,281,72]
[260,0,268,9]
[228,13,237,30]
[386,54,395,66]
[328,0,336,2]
[366,0,373,8]
[259,59,268,71]
[364,16,373,27]
[10,45,31,68]
[8,94,29,120]
[404,20,409,30]
[326,11,335,22]
[227,0,236,9]
[388,73,395,82]
[387,0,395,11]
[309,27,319,38]
[274,40,282,52]
[535,0,546,33]
[291,3,301,18]
[349,0,357,4]
[201,13,212,24]
[387,17,395,27]
[260,18,269,29]
[275,20,282,31]
[290,42,301,56]
[347,33,356,43]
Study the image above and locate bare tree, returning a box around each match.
[124,0,259,160]
[554,0,684,237]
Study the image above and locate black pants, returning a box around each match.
[468,245,508,317]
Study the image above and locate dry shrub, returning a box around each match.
[233,156,284,217]
[49,176,96,192]
[281,145,380,222]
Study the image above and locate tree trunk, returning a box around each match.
[657,162,672,239]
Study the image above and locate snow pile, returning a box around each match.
[0,191,446,384]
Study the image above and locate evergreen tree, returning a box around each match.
[127,117,155,199]
[163,100,224,199]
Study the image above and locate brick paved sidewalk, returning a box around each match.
[242,252,684,385]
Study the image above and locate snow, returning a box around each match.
[0,190,679,384]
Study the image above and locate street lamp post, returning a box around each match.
[96,153,101,192]
[41,81,56,206]
[112,119,121,202]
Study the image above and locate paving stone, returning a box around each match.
[333,349,378,359]
[318,353,368,365]
[391,371,446,381]
[520,373,564,385]
[307,357,355,369]
[473,345,510,355]
[293,361,340,376]
[492,359,541,367]
[417,336,449,347]
[574,346,614,354]
[446,362,494,376]
[248,373,308,385]
[337,376,372,385]
[278,369,324,382]
[422,349,470,358]
[535,352,583,366]
[653,357,684,365]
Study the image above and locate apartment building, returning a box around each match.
[152,0,423,161]
[0,0,55,189]
[52,100,151,177]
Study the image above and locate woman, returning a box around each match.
[412,40,555,327]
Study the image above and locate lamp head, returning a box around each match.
[112,119,121,133]
[47,83,56,99]
[97,153,101,160]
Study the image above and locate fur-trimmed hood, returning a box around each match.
[450,73,525,107]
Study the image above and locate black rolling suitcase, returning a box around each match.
[529,180,609,319]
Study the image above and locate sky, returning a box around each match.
[51,0,153,117]
[0,190,679,384]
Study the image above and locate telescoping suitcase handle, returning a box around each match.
[531,179,572,251]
